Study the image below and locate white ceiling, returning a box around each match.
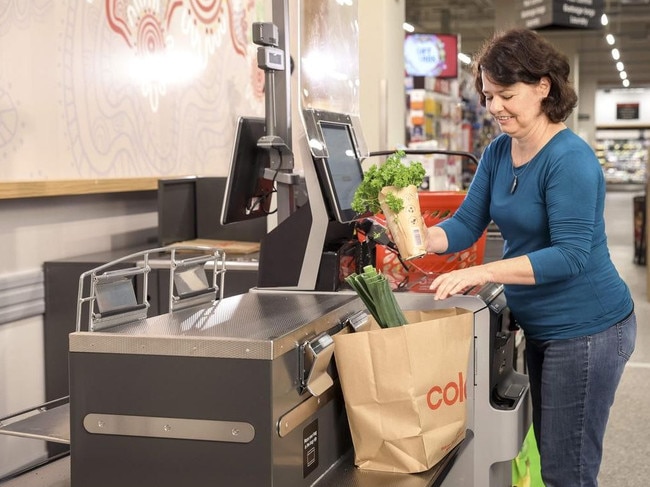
[404,0,650,89]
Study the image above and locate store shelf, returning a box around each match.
[595,128,649,186]
[405,68,496,190]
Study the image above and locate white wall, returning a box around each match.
[358,0,406,154]
[595,88,650,128]
[577,77,598,146]
[0,193,157,476]
[0,318,47,476]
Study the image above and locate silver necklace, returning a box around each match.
[510,159,533,194]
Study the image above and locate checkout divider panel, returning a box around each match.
[69,352,273,487]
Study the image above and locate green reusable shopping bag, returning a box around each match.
[512,426,543,487]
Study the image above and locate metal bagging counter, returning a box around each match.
[1,246,528,487]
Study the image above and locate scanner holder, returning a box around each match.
[300,333,336,397]
[253,21,296,222]
[76,245,226,332]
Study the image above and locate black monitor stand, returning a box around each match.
[257,109,368,291]
[257,202,355,291]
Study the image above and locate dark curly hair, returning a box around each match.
[473,28,578,123]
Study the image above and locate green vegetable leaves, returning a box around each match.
[351,150,425,215]
[383,193,405,214]
[345,265,408,328]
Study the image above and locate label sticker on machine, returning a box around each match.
[303,419,319,477]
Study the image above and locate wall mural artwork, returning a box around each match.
[0,0,266,180]
[104,0,252,112]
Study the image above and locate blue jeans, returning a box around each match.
[525,311,636,487]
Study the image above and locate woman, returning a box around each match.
[426,28,636,486]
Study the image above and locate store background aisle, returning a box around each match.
[599,189,650,486]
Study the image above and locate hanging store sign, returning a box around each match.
[616,103,640,120]
[519,0,604,30]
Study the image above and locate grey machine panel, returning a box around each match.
[69,291,363,487]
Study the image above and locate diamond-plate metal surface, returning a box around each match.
[70,291,361,360]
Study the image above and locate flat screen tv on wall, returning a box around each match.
[404,33,459,79]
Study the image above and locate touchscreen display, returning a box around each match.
[221,116,273,225]
[319,122,363,222]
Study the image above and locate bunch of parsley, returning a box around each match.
[351,150,425,215]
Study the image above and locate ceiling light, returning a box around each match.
[403,22,415,33]
[606,34,615,45]
[601,13,608,25]
[458,52,472,65]
[616,61,624,71]
[622,79,630,88]
[611,48,620,60]
[619,71,627,80]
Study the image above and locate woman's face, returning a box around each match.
[481,71,550,139]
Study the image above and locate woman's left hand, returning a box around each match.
[429,267,492,300]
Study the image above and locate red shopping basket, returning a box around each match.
[372,191,487,291]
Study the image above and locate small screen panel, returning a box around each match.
[318,121,364,223]
[221,116,274,225]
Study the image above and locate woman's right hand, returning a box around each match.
[425,226,449,255]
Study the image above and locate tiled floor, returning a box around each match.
[598,189,650,486]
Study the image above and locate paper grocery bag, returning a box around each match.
[378,185,427,261]
[333,308,473,473]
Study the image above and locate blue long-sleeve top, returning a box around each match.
[438,129,633,340]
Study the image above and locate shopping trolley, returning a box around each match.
[358,149,487,292]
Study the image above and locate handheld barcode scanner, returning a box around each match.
[355,218,400,252]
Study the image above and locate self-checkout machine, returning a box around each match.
[245,2,531,484]
[248,2,531,485]
[0,2,528,487]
